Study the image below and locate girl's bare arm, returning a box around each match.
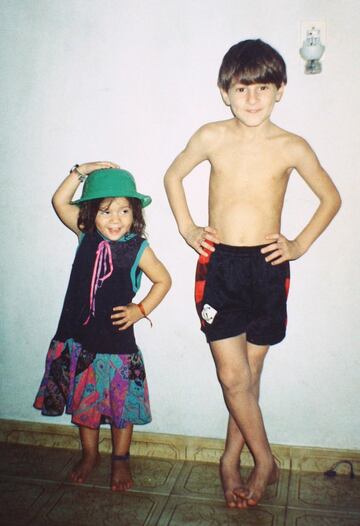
[52,161,120,234]
[111,247,171,330]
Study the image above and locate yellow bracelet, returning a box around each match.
[137,302,153,327]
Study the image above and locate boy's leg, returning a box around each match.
[223,341,268,460]
[211,334,278,506]
[111,423,134,491]
[221,342,272,507]
[220,342,269,508]
[220,415,246,508]
[70,426,100,483]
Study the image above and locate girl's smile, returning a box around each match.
[95,197,134,241]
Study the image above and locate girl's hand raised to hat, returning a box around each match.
[77,161,120,175]
[52,161,120,236]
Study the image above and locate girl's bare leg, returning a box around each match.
[111,423,134,491]
[70,426,100,483]
[211,334,278,507]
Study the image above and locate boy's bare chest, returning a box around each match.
[211,146,290,187]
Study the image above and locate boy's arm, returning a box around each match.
[164,126,219,255]
[111,247,172,330]
[52,161,119,234]
[262,138,341,264]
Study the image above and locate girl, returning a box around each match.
[34,161,171,491]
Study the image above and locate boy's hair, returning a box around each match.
[78,197,146,236]
[218,39,287,91]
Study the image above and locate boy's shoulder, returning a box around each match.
[191,119,236,150]
[196,119,235,137]
[271,126,313,155]
[271,123,305,141]
[256,123,311,156]
[268,126,317,170]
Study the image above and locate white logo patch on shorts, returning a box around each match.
[201,304,218,324]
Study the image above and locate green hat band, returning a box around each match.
[72,168,152,208]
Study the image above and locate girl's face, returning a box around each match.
[95,197,133,241]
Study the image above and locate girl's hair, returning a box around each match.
[78,197,146,236]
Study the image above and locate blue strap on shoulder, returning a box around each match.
[130,239,149,293]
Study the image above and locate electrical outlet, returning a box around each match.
[300,21,326,47]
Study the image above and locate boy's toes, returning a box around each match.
[247,492,261,507]
[234,494,249,509]
[224,490,238,508]
[233,484,250,500]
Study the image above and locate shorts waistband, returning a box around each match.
[216,243,271,255]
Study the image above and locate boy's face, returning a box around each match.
[220,81,284,128]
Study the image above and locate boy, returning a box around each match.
[164,39,341,508]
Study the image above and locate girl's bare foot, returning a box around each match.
[111,453,133,491]
[70,452,101,484]
[220,455,248,509]
[234,457,279,506]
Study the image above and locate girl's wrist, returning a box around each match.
[69,164,88,183]
[136,302,153,327]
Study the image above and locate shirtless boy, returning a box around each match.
[164,39,341,508]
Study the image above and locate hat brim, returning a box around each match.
[72,192,152,208]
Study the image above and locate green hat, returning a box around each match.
[72,168,152,208]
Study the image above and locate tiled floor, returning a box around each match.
[1,442,359,525]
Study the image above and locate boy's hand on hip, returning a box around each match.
[111,303,143,330]
[183,225,219,256]
[261,234,302,265]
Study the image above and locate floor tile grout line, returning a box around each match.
[284,461,293,509]
[0,473,176,498]
[0,474,66,486]
[147,493,172,526]
[285,504,360,515]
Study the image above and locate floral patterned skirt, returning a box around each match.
[34,339,151,429]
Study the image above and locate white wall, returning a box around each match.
[1,0,359,449]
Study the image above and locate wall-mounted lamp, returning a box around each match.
[299,27,325,74]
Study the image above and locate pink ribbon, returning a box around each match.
[83,241,113,325]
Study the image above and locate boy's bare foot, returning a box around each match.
[220,455,248,509]
[70,452,101,484]
[234,457,279,507]
[111,453,133,492]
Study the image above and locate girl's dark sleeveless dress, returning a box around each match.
[34,231,151,429]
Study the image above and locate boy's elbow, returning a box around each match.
[164,164,184,190]
[332,189,342,214]
[51,194,59,210]
[163,170,174,191]
[336,192,342,211]
[322,186,342,216]
[165,273,172,293]
[163,173,169,190]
